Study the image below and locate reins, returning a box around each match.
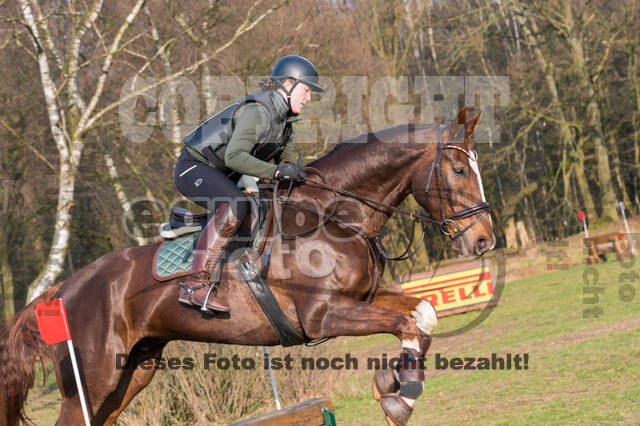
[298,170,442,227]
[282,170,431,263]
[270,124,493,303]
[272,178,385,304]
[426,124,492,240]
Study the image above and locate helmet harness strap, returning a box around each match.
[273,78,300,110]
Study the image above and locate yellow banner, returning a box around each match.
[401,265,496,313]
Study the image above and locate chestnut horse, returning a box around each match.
[0,110,494,426]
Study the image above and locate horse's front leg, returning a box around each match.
[369,289,438,425]
[300,294,437,426]
[371,288,437,353]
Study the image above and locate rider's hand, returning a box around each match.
[274,163,306,182]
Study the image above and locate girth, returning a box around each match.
[238,260,309,347]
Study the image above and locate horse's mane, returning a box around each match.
[314,122,465,165]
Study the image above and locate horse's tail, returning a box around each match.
[0,285,59,426]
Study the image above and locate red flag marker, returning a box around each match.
[578,211,588,237]
[35,299,71,345]
[35,298,90,426]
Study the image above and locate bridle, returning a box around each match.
[269,124,493,304]
[276,124,491,242]
[425,124,492,241]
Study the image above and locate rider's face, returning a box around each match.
[283,81,312,114]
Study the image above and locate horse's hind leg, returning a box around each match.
[54,341,166,425]
[96,342,167,425]
[54,394,88,426]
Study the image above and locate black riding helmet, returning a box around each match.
[271,55,323,102]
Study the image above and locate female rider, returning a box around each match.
[174,55,323,313]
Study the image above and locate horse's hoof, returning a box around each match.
[373,368,398,400]
[386,415,400,426]
[380,394,413,426]
[373,382,381,401]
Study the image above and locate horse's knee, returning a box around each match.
[412,300,437,335]
[402,300,437,354]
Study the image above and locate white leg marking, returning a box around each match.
[412,300,438,335]
[402,338,420,353]
[401,396,416,407]
[398,301,434,409]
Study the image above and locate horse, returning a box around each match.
[0,108,494,426]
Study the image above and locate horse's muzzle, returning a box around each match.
[474,236,491,256]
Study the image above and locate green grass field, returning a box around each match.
[332,256,640,425]
[24,254,640,424]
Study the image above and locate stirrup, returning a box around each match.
[197,257,225,312]
[200,281,220,313]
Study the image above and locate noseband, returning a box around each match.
[424,125,492,240]
[272,127,492,304]
[274,124,492,262]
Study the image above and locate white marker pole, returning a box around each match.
[579,211,589,238]
[35,299,90,426]
[67,340,91,425]
[263,346,282,410]
[619,201,636,256]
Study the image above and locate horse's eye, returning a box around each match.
[453,167,466,176]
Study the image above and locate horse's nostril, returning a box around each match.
[475,237,489,254]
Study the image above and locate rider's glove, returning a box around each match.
[274,163,306,182]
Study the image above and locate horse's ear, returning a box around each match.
[457,107,467,124]
[465,111,482,141]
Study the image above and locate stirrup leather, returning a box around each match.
[179,281,208,303]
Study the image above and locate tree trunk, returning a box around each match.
[504,217,518,249]
[605,125,633,213]
[573,146,597,216]
[503,177,549,248]
[26,146,79,301]
[516,220,531,247]
[562,3,618,219]
[519,13,597,213]
[21,0,83,302]
[146,5,184,156]
[0,241,15,323]
[101,143,147,246]
[629,42,640,212]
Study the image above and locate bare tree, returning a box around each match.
[14,0,288,301]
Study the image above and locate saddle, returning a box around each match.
[152,195,271,282]
[158,207,208,239]
[153,185,310,347]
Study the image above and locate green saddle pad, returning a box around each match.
[153,232,199,281]
[153,206,269,282]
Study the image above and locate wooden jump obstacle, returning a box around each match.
[583,232,633,264]
[232,397,336,426]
